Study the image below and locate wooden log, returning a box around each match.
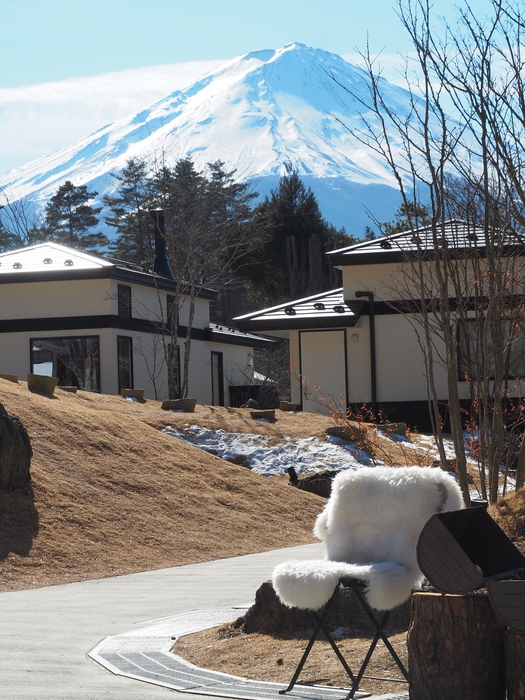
[505,631,525,700]
[407,592,505,700]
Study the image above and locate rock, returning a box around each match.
[279,401,299,411]
[121,388,145,400]
[241,398,260,409]
[0,404,32,491]
[287,466,340,498]
[27,373,59,396]
[0,374,18,383]
[161,398,197,412]
[326,424,365,442]
[236,580,411,634]
[250,409,275,420]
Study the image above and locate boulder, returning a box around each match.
[250,409,275,420]
[161,398,197,412]
[0,374,18,383]
[279,401,299,411]
[236,580,411,634]
[0,404,32,491]
[27,373,59,396]
[121,388,145,400]
[326,424,365,442]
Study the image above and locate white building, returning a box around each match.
[235,221,525,428]
[0,242,271,404]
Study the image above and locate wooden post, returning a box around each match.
[505,631,525,700]
[407,592,506,700]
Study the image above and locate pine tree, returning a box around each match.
[243,165,354,306]
[104,158,154,265]
[43,181,107,252]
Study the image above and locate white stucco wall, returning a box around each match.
[0,278,112,319]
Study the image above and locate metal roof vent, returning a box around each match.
[380,239,392,249]
[333,305,346,313]
[284,307,296,315]
[43,258,52,264]
[314,302,325,310]
[13,262,22,269]
[64,259,74,266]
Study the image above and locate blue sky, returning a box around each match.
[2,0,494,88]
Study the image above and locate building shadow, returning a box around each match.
[0,482,39,559]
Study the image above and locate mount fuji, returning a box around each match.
[0,43,412,235]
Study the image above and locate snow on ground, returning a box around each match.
[163,423,517,497]
[163,424,377,477]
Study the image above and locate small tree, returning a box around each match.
[43,181,108,252]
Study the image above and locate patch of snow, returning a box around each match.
[163,425,377,476]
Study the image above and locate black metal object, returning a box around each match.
[278,578,408,700]
[149,210,175,280]
[417,508,525,634]
[355,291,377,416]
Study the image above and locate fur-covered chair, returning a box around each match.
[273,465,464,696]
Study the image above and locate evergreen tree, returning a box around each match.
[382,201,432,235]
[243,165,355,306]
[103,158,154,265]
[43,181,108,252]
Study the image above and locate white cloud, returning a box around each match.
[0,60,226,175]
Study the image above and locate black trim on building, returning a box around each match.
[0,314,272,348]
[0,265,217,300]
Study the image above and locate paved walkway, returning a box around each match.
[0,543,407,700]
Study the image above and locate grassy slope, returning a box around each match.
[0,379,332,592]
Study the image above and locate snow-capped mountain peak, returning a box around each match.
[0,43,413,232]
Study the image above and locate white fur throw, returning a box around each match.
[273,466,463,611]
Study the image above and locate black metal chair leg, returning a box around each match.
[348,610,389,699]
[351,586,409,681]
[279,586,342,694]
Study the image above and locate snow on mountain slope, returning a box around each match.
[0,43,415,233]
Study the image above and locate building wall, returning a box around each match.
[0,276,257,405]
[0,278,112,319]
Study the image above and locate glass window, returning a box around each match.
[30,336,100,391]
[117,336,133,393]
[211,351,224,406]
[118,285,132,319]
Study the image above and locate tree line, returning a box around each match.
[0,159,353,318]
[0,158,354,400]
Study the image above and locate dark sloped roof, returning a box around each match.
[234,288,366,331]
[328,220,525,266]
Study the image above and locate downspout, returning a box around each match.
[355,291,377,416]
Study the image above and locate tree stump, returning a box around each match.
[407,592,505,700]
[505,631,525,700]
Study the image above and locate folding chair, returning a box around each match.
[272,465,464,698]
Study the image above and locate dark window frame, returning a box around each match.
[211,351,225,406]
[30,335,101,392]
[118,285,132,320]
[117,335,134,393]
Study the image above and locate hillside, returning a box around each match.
[0,378,332,592]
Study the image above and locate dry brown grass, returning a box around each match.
[0,378,331,592]
[173,623,409,697]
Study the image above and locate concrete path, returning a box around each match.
[0,543,325,700]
